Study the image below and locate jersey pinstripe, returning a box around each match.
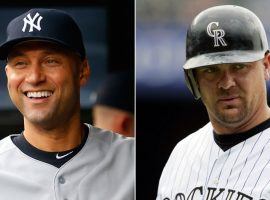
[157,122,270,200]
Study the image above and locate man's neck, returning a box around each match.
[211,106,270,135]
[23,117,84,152]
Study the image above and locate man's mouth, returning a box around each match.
[217,95,241,107]
[218,96,239,101]
[219,97,238,101]
[25,91,53,99]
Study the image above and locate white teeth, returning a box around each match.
[26,91,53,98]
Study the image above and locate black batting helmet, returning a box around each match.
[183,5,269,99]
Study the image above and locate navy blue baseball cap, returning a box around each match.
[0,8,86,60]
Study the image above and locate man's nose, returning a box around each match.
[25,64,46,85]
[217,71,236,90]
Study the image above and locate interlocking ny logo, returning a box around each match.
[22,12,43,32]
[206,22,227,47]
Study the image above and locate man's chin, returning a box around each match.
[24,112,54,126]
[216,108,246,125]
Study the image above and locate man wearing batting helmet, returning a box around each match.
[157,5,270,200]
[0,8,134,200]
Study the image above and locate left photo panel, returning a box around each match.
[0,0,135,200]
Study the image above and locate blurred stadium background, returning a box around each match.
[136,0,270,199]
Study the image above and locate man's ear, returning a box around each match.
[80,59,90,86]
[120,114,134,137]
[263,52,270,80]
[5,65,9,76]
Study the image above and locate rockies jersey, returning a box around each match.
[157,121,270,200]
[0,124,134,200]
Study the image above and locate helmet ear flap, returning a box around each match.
[184,69,201,99]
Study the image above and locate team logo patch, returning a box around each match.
[22,12,43,32]
[206,22,227,47]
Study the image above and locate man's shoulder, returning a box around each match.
[177,122,212,145]
[84,123,134,153]
[86,123,133,142]
[171,122,213,156]
[0,135,18,155]
[83,123,134,170]
[158,122,213,189]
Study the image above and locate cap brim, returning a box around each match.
[0,37,76,60]
[183,50,267,69]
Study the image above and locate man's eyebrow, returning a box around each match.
[7,49,62,60]
[230,63,251,67]
[42,50,62,55]
[7,51,25,60]
[197,65,217,70]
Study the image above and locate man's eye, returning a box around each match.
[46,59,58,64]
[44,58,60,66]
[203,67,217,73]
[234,64,246,70]
[14,61,27,67]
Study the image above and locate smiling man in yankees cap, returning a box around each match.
[0,8,134,200]
[157,5,270,200]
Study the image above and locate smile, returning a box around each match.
[25,91,53,98]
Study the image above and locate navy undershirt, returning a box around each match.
[11,125,89,168]
[213,118,270,151]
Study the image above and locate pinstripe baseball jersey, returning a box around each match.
[157,121,270,200]
[0,124,134,200]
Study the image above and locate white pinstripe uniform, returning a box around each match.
[156,122,270,200]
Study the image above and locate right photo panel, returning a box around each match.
[136,0,270,199]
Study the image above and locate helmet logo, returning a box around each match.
[22,12,43,32]
[206,22,227,47]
